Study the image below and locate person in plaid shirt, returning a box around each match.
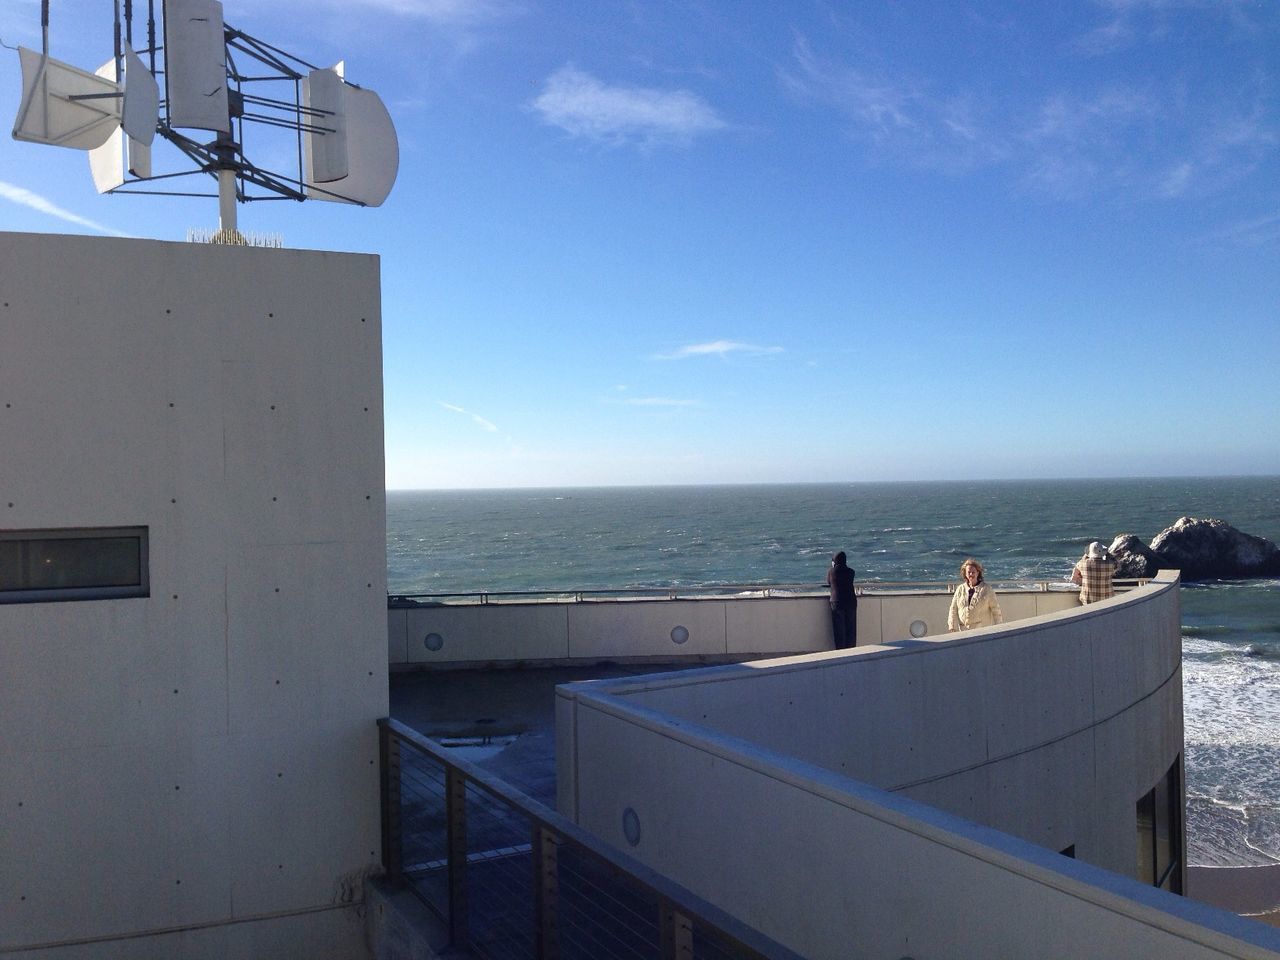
[1071,541,1118,604]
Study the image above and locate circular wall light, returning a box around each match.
[671,625,689,645]
[424,632,444,652]
[622,807,642,846]
[909,620,928,638]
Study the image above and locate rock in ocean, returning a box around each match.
[1108,534,1166,579]
[1148,517,1280,580]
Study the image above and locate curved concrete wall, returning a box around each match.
[550,574,1278,959]
[388,586,1083,666]
[0,233,388,958]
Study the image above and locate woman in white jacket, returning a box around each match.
[948,558,1003,631]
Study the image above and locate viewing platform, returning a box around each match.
[387,576,1116,669]
[376,571,1278,959]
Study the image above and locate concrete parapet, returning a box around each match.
[549,573,1280,959]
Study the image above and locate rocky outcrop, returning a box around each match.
[1148,517,1280,581]
[1095,518,1280,582]
[1108,534,1165,579]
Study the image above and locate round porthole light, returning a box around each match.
[622,807,642,847]
[671,625,689,645]
[424,632,444,652]
[909,620,928,639]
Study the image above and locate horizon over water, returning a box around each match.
[386,475,1280,876]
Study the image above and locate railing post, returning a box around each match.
[534,825,561,960]
[446,766,469,948]
[378,721,402,879]
[660,901,693,959]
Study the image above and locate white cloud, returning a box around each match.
[439,401,498,432]
[655,340,784,360]
[0,181,132,238]
[532,66,726,146]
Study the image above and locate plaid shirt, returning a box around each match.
[1075,557,1117,604]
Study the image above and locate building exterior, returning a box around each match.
[4,231,1277,959]
[557,575,1199,958]
[0,232,388,958]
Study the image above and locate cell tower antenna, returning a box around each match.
[10,0,399,239]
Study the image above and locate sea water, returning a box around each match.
[386,476,1280,869]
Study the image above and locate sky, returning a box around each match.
[1,1,1278,489]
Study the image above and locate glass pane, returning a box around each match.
[1136,789,1155,884]
[22,536,141,590]
[1154,773,1172,881]
[0,541,21,586]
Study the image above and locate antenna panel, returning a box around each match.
[121,45,159,145]
[304,85,398,207]
[11,47,122,150]
[303,66,349,183]
[89,127,127,192]
[89,127,152,193]
[163,0,230,133]
[87,46,159,193]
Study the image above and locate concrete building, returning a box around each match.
[1,232,387,958]
[3,231,1278,959]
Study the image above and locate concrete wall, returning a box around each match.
[0,232,388,958]
[553,575,1280,959]
[388,587,1083,667]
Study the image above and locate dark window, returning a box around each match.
[1136,756,1183,894]
[0,527,148,603]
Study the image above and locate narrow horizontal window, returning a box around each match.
[0,527,149,603]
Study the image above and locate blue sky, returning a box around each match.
[2,0,1277,489]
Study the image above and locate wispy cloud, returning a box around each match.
[1201,210,1280,247]
[1021,86,1275,199]
[531,66,726,146]
[654,340,784,361]
[439,401,498,432]
[780,36,1007,174]
[1019,87,1155,197]
[1071,15,1137,56]
[0,181,132,238]
[785,29,1276,203]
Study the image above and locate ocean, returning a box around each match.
[386,476,1280,870]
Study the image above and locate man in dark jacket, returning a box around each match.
[826,551,857,649]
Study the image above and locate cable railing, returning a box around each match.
[378,717,804,960]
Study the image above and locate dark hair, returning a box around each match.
[832,551,847,565]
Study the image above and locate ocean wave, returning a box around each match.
[1187,797,1280,867]
[1182,624,1237,637]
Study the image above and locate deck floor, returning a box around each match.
[389,662,697,808]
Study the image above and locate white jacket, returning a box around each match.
[948,581,1003,631]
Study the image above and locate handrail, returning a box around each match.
[388,578,1138,606]
[378,716,804,960]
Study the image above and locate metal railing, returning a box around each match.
[387,578,1114,607]
[378,717,803,960]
